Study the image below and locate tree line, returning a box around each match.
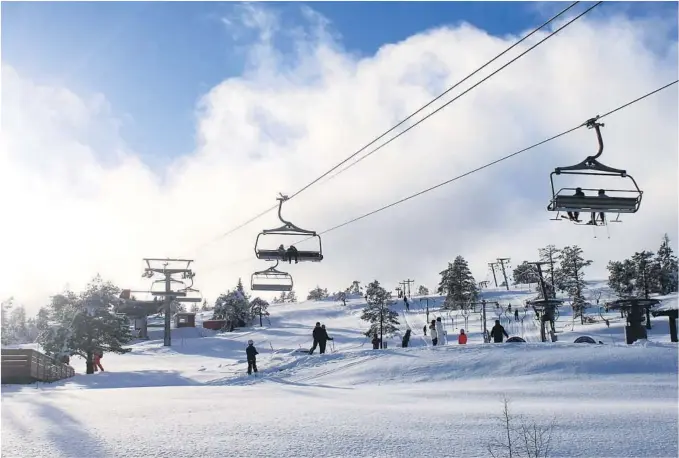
[511,234,678,322]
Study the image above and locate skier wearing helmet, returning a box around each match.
[246,340,259,375]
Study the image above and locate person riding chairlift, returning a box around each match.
[567,187,585,222]
[587,189,607,226]
[286,245,299,264]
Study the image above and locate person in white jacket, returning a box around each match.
[435,317,446,345]
[429,320,438,346]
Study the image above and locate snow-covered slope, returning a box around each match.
[2,287,677,457]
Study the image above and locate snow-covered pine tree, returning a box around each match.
[360,280,399,339]
[1,297,14,345]
[440,256,478,310]
[272,291,287,303]
[201,299,209,311]
[346,281,362,295]
[512,261,539,286]
[539,245,562,294]
[213,286,250,330]
[417,285,429,296]
[37,276,132,374]
[307,286,329,301]
[286,290,298,303]
[558,246,592,324]
[190,303,199,313]
[437,263,453,295]
[656,234,678,295]
[249,298,270,327]
[631,251,660,298]
[7,304,29,344]
[607,259,636,297]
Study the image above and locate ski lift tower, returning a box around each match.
[142,258,202,346]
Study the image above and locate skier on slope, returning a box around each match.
[372,333,382,349]
[246,340,259,375]
[320,324,334,354]
[93,350,104,372]
[435,317,446,345]
[309,322,325,355]
[402,329,411,348]
[458,329,468,345]
[429,320,438,346]
[489,320,509,343]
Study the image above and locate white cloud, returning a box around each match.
[1,5,677,313]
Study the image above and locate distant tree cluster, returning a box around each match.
[345,281,363,296]
[307,286,330,301]
[213,278,271,330]
[508,234,677,324]
[607,234,678,298]
[1,298,40,345]
[271,290,297,303]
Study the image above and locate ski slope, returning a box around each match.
[2,286,678,457]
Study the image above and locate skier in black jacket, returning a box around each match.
[402,329,411,348]
[309,322,324,354]
[246,339,258,375]
[489,320,509,343]
[320,324,334,354]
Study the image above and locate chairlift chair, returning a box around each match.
[254,194,323,262]
[250,261,294,292]
[547,118,643,224]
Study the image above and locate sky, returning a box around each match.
[1,1,678,313]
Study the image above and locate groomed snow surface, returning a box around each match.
[2,283,678,457]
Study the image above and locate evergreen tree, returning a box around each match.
[360,280,399,338]
[37,276,132,374]
[249,298,270,327]
[190,303,199,313]
[213,282,250,330]
[656,234,678,294]
[607,259,635,297]
[512,261,539,286]
[439,256,478,309]
[631,251,660,298]
[236,278,245,294]
[1,297,14,345]
[307,286,329,301]
[417,285,429,296]
[539,245,562,293]
[345,281,362,295]
[558,246,592,324]
[8,304,28,343]
[286,290,298,303]
[437,263,453,295]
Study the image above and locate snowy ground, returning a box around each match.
[2,284,678,457]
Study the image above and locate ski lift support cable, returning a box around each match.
[194,1,590,249]
[296,80,678,241]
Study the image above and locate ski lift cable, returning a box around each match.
[302,80,677,240]
[313,1,601,187]
[193,1,587,250]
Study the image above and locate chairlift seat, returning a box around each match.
[256,249,323,262]
[250,264,294,292]
[550,195,639,213]
[251,283,293,292]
